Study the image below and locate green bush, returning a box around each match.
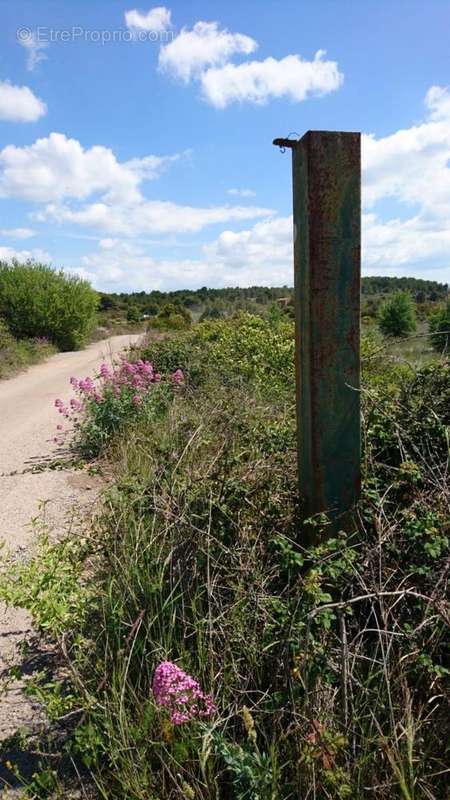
[0,260,98,350]
[143,312,296,395]
[149,302,192,332]
[126,305,141,323]
[429,300,450,352]
[378,290,417,338]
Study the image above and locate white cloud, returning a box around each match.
[77,239,213,292]
[0,227,35,239]
[0,80,47,122]
[0,132,271,239]
[204,216,291,268]
[125,6,172,33]
[425,85,450,121]
[37,199,273,235]
[74,216,291,292]
[0,132,180,204]
[159,21,257,82]
[0,245,50,263]
[157,18,342,109]
[360,85,450,283]
[124,152,181,180]
[363,212,450,278]
[201,50,343,108]
[75,203,450,293]
[363,85,450,216]
[18,30,48,71]
[228,188,256,198]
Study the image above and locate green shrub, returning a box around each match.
[143,312,296,395]
[378,290,417,338]
[429,300,450,352]
[149,302,192,332]
[126,305,141,323]
[0,260,98,350]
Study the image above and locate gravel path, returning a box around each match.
[0,334,140,749]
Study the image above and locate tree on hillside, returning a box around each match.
[378,291,417,338]
[429,301,450,353]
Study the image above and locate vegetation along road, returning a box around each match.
[0,334,140,740]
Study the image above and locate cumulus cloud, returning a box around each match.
[0,132,271,238]
[363,85,450,215]
[0,227,35,239]
[361,84,450,282]
[77,219,292,292]
[157,17,342,107]
[0,244,50,263]
[71,194,450,293]
[201,51,343,108]
[125,6,172,33]
[0,80,47,122]
[0,132,180,204]
[425,85,450,120]
[363,213,450,275]
[18,30,48,71]
[37,199,273,235]
[159,21,257,82]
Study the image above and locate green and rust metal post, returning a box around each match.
[273,131,361,525]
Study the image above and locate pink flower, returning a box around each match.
[79,377,94,394]
[132,394,143,407]
[171,369,184,385]
[152,661,215,725]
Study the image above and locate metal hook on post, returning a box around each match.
[272,134,300,154]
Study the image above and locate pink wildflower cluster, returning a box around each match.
[76,358,164,401]
[152,661,215,725]
[53,359,184,445]
[55,357,184,443]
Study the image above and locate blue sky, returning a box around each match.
[1,0,450,291]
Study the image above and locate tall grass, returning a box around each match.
[1,315,448,798]
[0,316,56,379]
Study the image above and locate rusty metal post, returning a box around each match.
[273,131,361,524]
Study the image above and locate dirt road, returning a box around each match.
[0,334,140,744]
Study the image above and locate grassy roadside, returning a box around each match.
[0,315,449,798]
[0,322,57,380]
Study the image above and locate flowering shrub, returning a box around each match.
[152,661,215,725]
[55,357,183,457]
